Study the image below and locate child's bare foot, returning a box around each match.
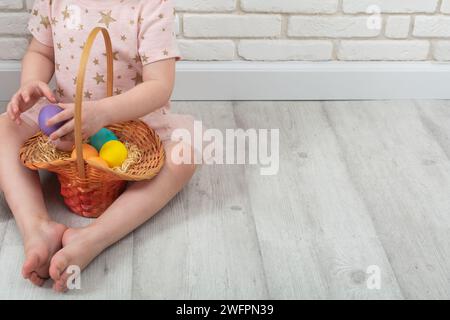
[49,227,105,292]
[22,219,67,286]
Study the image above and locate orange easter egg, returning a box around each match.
[71,144,99,160]
[88,156,109,168]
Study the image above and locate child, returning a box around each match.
[0,0,196,292]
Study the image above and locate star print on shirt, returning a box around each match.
[94,73,106,85]
[40,15,50,29]
[141,54,149,64]
[84,91,93,99]
[28,0,180,108]
[103,51,119,61]
[98,11,116,28]
[62,6,70,20]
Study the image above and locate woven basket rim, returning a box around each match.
[22,157,162,181]
[20,120,165,182]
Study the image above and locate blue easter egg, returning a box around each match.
[38,104,65,136]
[90,128,118,151]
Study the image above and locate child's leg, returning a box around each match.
[49,142,196,291]
[0,115,67,286]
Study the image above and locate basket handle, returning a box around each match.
[74,27,114,179]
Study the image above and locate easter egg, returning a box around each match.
[99,140,128,168]
[87,156,109,169]
[89,128,118,151]
[38,104,65,136]
[71,144,99,160]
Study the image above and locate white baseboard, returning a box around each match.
[0,62,21,102]
[1,61,450,101]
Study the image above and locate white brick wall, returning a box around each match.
[1,0,450,61]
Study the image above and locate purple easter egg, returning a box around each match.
[38,104,65,136]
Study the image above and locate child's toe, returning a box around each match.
[53,278,69,293]
[30,272,45,287]
[22,253,40,279]
[49,253,69,281]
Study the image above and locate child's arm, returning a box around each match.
[47,58,176,141]
[100,58,176,124]
[21,38,55,87]
[7,38,57,125]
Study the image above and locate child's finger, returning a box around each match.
[6,102,15,120]
[61,132,75,142]
[21,90,31,104]
[15,94,27,113]
[11,100,22,125]
[11,99,20,116]
[82,131,90,140]
[49,119,74,141]
[37,82,57,103]
[47,107,73,126]
[58,103,73,110]
[9,94,19,112]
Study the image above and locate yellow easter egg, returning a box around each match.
[99,140,128,168]
[88,156,109,169]
[71,144,99,160]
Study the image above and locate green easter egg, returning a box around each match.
[90,128,118,151]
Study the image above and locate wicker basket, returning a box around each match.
[19,27,165,218]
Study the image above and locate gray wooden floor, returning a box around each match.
[0,100,449,299]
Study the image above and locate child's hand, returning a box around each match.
[47,100,107,142]
[7,80,57,125]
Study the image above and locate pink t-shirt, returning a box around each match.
[28,0,180,104]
